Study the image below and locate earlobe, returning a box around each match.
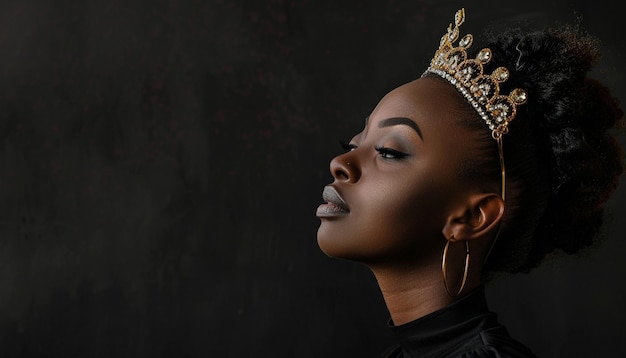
[442,194,505,242]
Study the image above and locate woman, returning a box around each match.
[315,8,624,358]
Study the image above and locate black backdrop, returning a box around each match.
[0,0,624,357]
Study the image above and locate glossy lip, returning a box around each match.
[316,185,350,218]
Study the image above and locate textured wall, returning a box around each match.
[0,0,623,357]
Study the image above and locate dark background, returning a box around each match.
[0,0,624,357]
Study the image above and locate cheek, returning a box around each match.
[369,178,448,248]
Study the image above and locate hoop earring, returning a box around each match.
[441,239,470,297]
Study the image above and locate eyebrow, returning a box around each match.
[378,117,423,139]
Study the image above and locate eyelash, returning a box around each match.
[375,146,409,159]
[339,141,408,159]
[340,141,357,152]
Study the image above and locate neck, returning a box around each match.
[370,264,454,326]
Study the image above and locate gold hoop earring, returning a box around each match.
[441,239,470,297]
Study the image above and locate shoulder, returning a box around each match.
[380,327,539,358]
[452,326,539,358]
[380,344,402,358]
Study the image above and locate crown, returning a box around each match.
[422,8,528,138]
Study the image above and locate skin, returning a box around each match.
[316,77,505,325]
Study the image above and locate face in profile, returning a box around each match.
[316,77,484,267]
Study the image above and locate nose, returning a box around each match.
[330,151,361,183]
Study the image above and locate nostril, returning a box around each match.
[335,169,349,180]
[330,153,359,182]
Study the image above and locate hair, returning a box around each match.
[441,23,625,277]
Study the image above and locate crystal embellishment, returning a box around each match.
[422,8,528,137]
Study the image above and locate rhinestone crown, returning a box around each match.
[422,8,528,138]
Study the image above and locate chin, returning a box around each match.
[316,225,370,262]
[317,224,351,259]
[316,225,338,257]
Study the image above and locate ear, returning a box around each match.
[442,193,505,242]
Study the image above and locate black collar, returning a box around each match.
[387,286,499,357]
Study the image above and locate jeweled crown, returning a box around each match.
[422,8,528,138]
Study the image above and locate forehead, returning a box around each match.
[368,77,477,143]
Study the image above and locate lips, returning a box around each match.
[316,186,350,218]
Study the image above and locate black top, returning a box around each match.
[381,286,538,358]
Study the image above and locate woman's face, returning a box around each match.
[316,77,483,266]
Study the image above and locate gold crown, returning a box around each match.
[422,8,528,138]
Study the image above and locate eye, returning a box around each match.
[375,146,409,160]
[340,141,357,152]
